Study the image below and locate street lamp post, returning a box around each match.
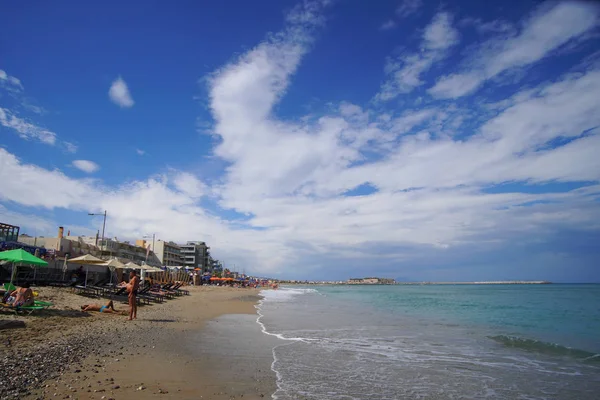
[88,210,107,250]
[86,210,107,287]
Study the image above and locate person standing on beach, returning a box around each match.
[126,270,140,320]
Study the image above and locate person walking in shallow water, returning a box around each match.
[123,270,140,320]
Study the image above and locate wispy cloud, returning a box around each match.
[108,76,135,108]
[380,0,423,32]
[72,159,100,173]
[0,107,56,144]
[396,0,422,19]
[64,142,78,153]
[0,69,23,91]
[135,148,145,155]
[429,1,600,98]
[380,20,396,31]
[376,12,459,101]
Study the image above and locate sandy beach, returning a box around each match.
[0,285,276,400]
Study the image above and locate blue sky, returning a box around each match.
[1,0,600,282]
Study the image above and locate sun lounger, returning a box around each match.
[137,286,164,303]
[0,300,54,315]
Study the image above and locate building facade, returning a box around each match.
[82,236,161,266]
[136,239,183,266]
[19,226,160,266]
[18,227,100,258]
[0,222,20,242]
[180,241,211,272]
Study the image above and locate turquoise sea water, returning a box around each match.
[257,284,600,399]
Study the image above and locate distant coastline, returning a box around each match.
[279,280,552,285]
[395,281,552,285]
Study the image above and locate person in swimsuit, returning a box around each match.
[80,300,126,314]
[7,283,34,307]
[125,270,140,321]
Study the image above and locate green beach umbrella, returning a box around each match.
[0,249,48,285]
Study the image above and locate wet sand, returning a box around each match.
[0,285,276,399]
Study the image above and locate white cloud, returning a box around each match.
[0,107,57,144]
[108,76,135,108]
[429,1,600,98]
[0,204,54,234]
[135,148,145,156]
[463,18,514,35]
[64,142,78,153]
[0,69,23,91]
[376,12,460,101]
[396,0,422,19]
[423,12,460,50]
[72,160,100,173]
[173,172,205,198]
[380,20,396,31]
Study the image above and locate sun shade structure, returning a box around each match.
[100,259,127,285]
[102,259,127,269]
[67,254,105,288]
[0,249,49,266]
[0,249,48,285]
[67,254,105,264]
[124,262,141,269]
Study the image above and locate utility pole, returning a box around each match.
[88,210,107,253]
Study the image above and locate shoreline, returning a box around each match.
[0,285,276,400]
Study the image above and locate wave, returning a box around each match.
[258,287,319,303]
[255,287,321,399]
[488,335,600,363]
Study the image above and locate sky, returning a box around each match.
[1,0,600,282]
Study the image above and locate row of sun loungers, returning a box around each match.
[73,280,189,305]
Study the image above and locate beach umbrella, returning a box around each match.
[67,254,105,287]
[123,261,140,268]
[123,261,151,281]
[0,249,48,285]
[101,259,127,284]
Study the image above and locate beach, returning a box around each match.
[0,285,275,400]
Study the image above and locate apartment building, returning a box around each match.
[136,239,183,266]
[18,227,100,258]
[180,241,210,272]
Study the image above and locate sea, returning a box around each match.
[255,284,600,400]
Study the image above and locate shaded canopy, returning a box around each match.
[102,259,127,269]
[68,254,105,264]
[0,249,48,266]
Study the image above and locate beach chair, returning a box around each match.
[174,283,190,296]
[74,281,101,297]
[137,286,164,303]
[83,279,111,297]
[100,286,145,306]
[0,300,54,315]
[149,285,175,299]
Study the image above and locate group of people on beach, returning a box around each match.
[80,269,139,320]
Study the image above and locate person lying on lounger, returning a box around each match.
[80,300,126,315]
[4,282,35,307]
